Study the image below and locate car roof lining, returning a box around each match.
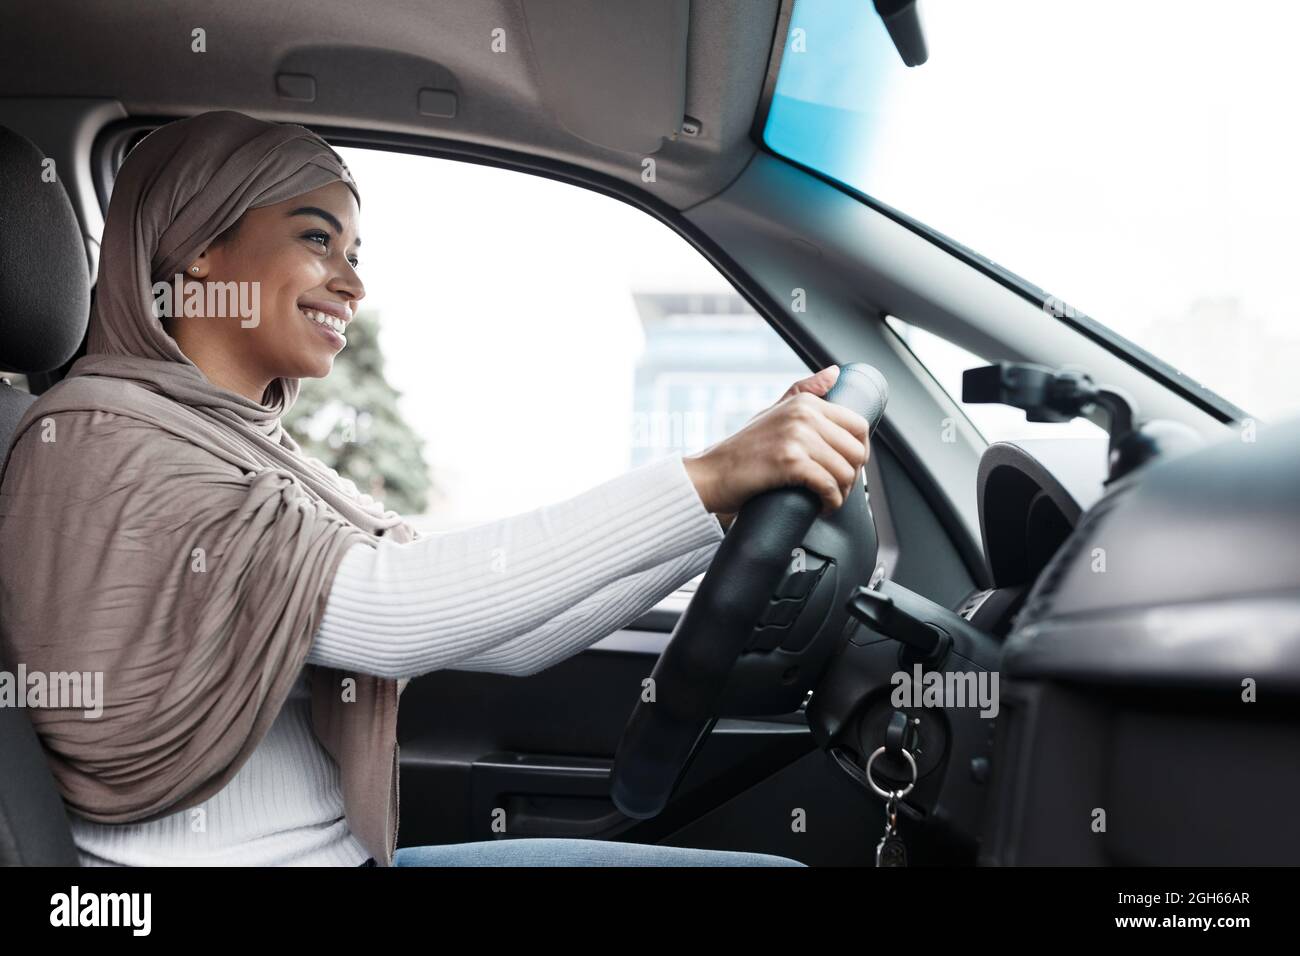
[0,0,782,211]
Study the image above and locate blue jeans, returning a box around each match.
[391,838,805,867]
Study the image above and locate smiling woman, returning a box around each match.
[0,111,414,864]
[162,182,365,398]
[0,109,864,867]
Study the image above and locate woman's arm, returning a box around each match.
[305,453,724,680]
[307,365,872,681]
[448,541,716,676]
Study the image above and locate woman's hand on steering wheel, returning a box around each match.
[683,364,872,524]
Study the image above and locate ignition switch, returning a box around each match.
[885,709,922,757]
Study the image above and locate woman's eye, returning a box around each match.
[304,231,357,268]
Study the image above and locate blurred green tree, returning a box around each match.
[285,310,432,516]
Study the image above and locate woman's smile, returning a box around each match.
[298,298,351,350]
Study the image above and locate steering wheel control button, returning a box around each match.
[746,553,833,650]
[773,552,828,600]
[757,599,802,629]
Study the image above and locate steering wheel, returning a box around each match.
[611,363,890,819]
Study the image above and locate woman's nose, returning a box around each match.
[329,263,364,305]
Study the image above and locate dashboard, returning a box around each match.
[984,417,1300,863]
[810,416,1300,864]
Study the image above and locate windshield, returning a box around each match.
[763,0,1300,421]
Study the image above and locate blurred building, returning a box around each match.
[629,292,808,468]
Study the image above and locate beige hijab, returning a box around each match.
[0,110,412,865]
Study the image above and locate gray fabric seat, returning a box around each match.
[0,123,92,866]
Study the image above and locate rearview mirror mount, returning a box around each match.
[873,0,929,67]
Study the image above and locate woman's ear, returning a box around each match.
[184,250,211,279]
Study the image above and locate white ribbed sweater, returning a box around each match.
[70,454,724,866]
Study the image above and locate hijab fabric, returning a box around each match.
[0,110,412,865]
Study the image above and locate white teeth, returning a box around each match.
[301,308,346,336]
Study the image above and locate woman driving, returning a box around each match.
[0,110,870,867]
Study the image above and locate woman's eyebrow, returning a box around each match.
[288,206,361,247]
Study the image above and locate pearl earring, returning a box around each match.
[191,266,199,274]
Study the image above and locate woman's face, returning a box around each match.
[179,180,364,398]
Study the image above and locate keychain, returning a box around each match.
[865,745,917,868]
[876,794,908,866]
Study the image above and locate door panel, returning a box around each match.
[395,626,871,862]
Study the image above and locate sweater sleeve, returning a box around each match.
[449,542,717,676]
[306,454,724,680]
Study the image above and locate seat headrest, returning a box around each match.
[0,125,91,374]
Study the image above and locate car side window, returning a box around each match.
[313,146,810,533]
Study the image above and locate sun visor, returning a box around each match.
[521,0,689,155]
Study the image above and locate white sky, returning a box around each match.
[336,147,737,525]
[847,0,1300,419]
